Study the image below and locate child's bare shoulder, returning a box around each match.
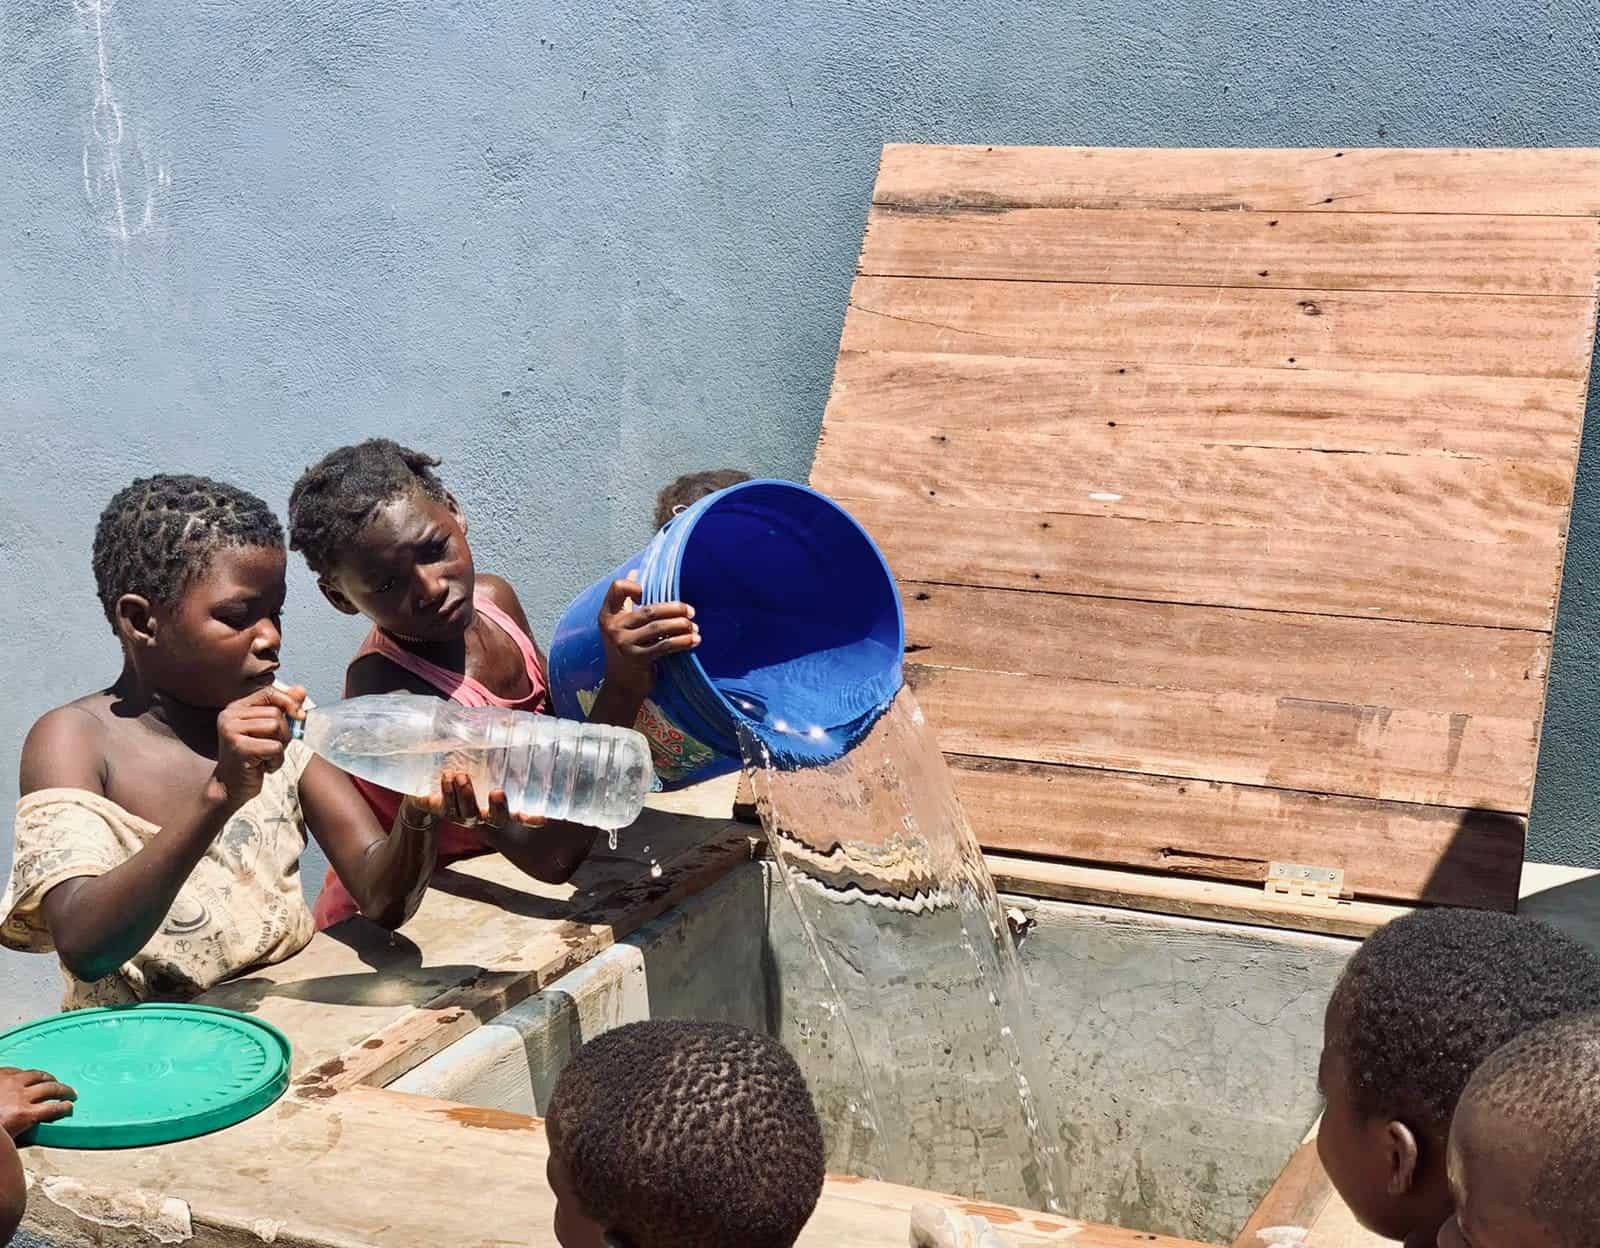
[20,696,112,795]
[475,573,535,633]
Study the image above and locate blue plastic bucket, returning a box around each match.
[549,480,904,789]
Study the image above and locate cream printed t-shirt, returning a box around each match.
[2,739,316,1010]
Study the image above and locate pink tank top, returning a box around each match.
[311,592,550,930]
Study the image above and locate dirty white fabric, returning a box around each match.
[2,741,316,1009]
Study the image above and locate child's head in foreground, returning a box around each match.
[653,470,751,531]
[288,439,473,645]
[1317,909,1600,1246]
[1439,1010,1600,1248]
[544,1019,825,1248]
[95,474,288,708]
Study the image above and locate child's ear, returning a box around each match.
[445,491,467,537]
[317,578,362,617]
[114,594,158,649]
[1384,1120,1421,1196]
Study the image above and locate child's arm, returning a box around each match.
[0,1067,77,1241]
[22,688,299,983]
[0,1131,23,1247]
[296,756,448,931]
[473,574,663,883]
[589,576,699,729]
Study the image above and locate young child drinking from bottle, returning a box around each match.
[288,439,698,927]
[3,476,443,1008]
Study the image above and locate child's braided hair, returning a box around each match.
[92,475,283,631]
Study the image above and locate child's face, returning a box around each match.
[1437,1099,1558,1248]
[135,545,286,708]
[319,490,476,643]
[546,1152,614,1248]
[1315,1001,1436,1243]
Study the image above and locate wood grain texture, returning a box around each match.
[841,276,1595,380]
[1231,1141,1335,1248]
[810,145,1599,905]
[862,204,1600,295]
[824,351,1589,459]
[947,755,1525,911]
[816,418,1569,543]
[25,1083,1212,1248]
[985,855,1410,940]
[872,144,1600,216]
[844,498,1563,629]
[900,585,1549,720]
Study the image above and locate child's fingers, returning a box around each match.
[603,579,645,615]
[408,791,446,817]
[234,709,294,743]
[620,602,693,627]
[26,1082,75,1105]
[648,633,700,657]
[26,1100,73,1125]
[445,772,486,824]
[237,685,302,717]
[228,735,287,761]
[15,1071,55,1087]
[485,790,512,829]
[621,616,698,649]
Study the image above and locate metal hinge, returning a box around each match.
[1265,861,1347,905]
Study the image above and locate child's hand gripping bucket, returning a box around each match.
[549,480,905,789]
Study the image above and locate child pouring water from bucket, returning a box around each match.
[287,440,700,927]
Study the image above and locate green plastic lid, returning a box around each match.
[0,1004,291,1149]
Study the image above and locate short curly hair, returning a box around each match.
[92,475,283,630]
[287,439,447,575]
[1328,909,1600,1140]
[546,1020,825,1248]
[1460,1010,1600,1242]
[654,469,751,530]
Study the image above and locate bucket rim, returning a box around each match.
[640,478,906,740]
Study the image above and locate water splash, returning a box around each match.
[739,689,1067,1212]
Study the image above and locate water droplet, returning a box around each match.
[607,828,618,851]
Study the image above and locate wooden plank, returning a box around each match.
[873,144,1600,216]
[841,276,1596,380]
[21,1085,1211,1248]
[296,827,757,1093]
[913,665,1535,811]
[899,585,1549,720]
[985,855,1408,940]
[1231,1140,1336,1248]
[845,498,1562,630]
[201,791,751,1075]
[947,755,1524,910]
[1306,1199,1391,1248]
[824,351,1589,459]
[817,419,1569,544]
[862,204,1600,295]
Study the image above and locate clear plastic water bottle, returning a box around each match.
[294,693,654,831]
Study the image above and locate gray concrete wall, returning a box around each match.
[392,863,769,1112]
[3,0,1598,1022]
[418,862,1354,1242]
[765,880,1355,1243]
